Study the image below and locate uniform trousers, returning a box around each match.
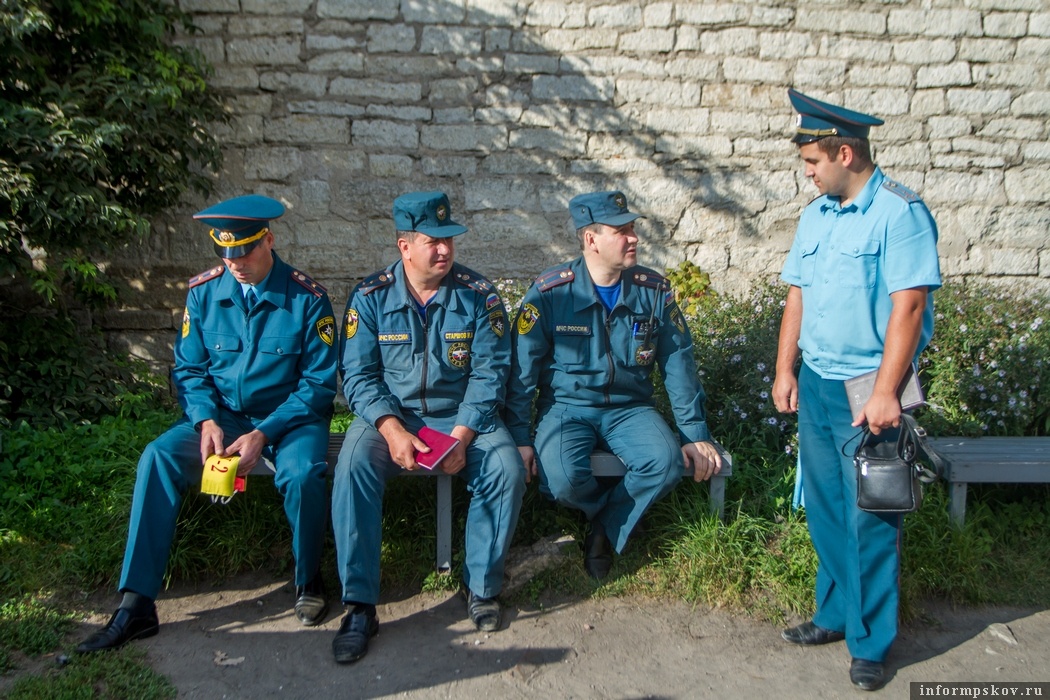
[333,417,524,604]
[798,362,902,663]
[534,403,683,554]
[119,411,329,599]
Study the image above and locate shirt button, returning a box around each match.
[214,344,221,349]
[277,348,283,355]
[854,247,860,253]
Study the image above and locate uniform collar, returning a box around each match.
[820,167,884,216]
[381,260,462,314]
[570,256,645,315]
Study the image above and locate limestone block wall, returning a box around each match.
[107,0,1050,368]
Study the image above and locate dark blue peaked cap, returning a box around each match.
[788,88,884,144]
[194,194,285,259]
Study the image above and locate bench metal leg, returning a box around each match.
[709,475,726,521]
[435,475,453,573]
[949,481,968,528]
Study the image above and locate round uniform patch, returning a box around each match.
[181,307,190,338]
[436,204,447,221]
[219,231,236,243]
[345,309,359,339]
[635,343,656,366]
[447,342,471,368]
[614,193,626,209]
[517,303,539,335]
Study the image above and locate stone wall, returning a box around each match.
[107,0,1050,367]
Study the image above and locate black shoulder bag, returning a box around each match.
[853,414,946,514]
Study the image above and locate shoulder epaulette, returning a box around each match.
[453,269,494,295]
[632,268,669,290]
[882,179,921,203]
[188,265,225,288]
[358,269,395,296]
[291,269,326,298]
[536,266,574,292]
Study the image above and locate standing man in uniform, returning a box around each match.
[505,191,721,580]
[77,194,338,653]
[331,191,525,664]
[773,90,941,691]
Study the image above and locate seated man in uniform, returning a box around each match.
[331,191,525,664]
[505,190,721,580]
[76,194,338,653]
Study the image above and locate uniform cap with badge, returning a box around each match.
[393,191,468,238]
[788,88,884,145]
[194,194,285,259]
[569,190,645,230]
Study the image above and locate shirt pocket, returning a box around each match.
[799,242,819,287]
[259,335,302,359]
[552,325,592,368]
[837,239,880,289]
[202,331,242,355]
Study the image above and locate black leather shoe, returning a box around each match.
[294,572,328,627]
[583,522,613,580]
[332,605,379,664]
[850,658,886,691]
[465,590,501,632]
[75,605,159,653]
[781,620,845,645]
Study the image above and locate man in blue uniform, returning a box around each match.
[331,191,525,664]
[505,191,722,580]
[773,90,941,691]
[76,194,338,653]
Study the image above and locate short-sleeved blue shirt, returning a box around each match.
[781,167,942,380]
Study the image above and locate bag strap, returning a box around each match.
[900,414,947,484]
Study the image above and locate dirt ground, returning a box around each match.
[60,570,1049,700]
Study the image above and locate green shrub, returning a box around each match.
[920,284,1050,436]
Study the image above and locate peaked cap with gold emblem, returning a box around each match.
[193,194,285,259]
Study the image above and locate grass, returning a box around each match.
[2,414,1050,693]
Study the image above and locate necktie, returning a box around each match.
[246,287,257,310]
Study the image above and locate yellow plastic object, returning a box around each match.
[201,454,241,498]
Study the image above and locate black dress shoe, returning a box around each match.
[294,572,329,627]
[781,620,846,645]
[465,590,501,632]
[583,522,613,580]
[850,658,886,691]
[332,605,379,664]
[75,605,159,653]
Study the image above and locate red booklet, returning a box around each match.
[415,426,460,470]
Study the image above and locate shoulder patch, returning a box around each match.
[359,269,395,296]
[632,269,669,290]
[291,269,326,298]
[188,265,225,288]
[453,269,494,295]
[881,179,921,203]
[536,266,574,292]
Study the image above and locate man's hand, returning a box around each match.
[439,425,476,476]
[854,392,902,435]
[772,373,799,414]
[683,441,722,482]
[517,446,538,483]
[198,420,224,466]
[226,429,269,474]
[377,416,428,470]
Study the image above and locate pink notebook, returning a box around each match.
[415,427,460,470]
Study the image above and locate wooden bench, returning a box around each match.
[928,436,1050,526]
[253,434,733,572]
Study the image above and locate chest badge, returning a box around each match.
[448,342,471,368]
[635,343,656,366]
[181,307,190,338]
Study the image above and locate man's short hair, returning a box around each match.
[817,136,873,165]
[576,223,601,249]
[397,229,418,244]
